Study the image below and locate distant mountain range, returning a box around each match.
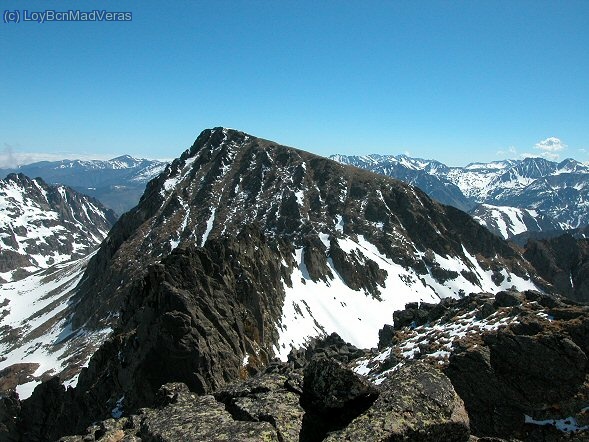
[332,154,589,239]
[5,153,588,240]
[0,155,167,216]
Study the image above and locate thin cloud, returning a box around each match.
[0,144,18,168]
[534,137,566,160]
[0,148,122,168]
[496,146,518,158]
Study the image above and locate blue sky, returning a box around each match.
[1,0,588,166]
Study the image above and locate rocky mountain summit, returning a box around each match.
[332,154,589,237]
[65,127,541,373]
[0,156,168,215]
[0,173,116,282]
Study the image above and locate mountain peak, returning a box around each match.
[74,128,538,341]
[110,154,139,162]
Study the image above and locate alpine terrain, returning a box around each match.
[2,128,587,442]
[332,154,589,239]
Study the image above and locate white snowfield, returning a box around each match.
[472,204,537,239]
[0,252,111,399]
[275,233,537,360]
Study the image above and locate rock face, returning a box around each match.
[71,229,289,422]
[0,173,116,282]
[14,337,470,442]
[524,233,589,302]
[352,290,589,441]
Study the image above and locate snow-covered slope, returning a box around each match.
[0,252,112,399]
[0,173,117,282]
[469,204,562,240]
[275,234,535,359]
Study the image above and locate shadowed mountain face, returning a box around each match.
[523,234,589,303]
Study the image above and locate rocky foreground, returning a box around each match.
[1,289,589,441]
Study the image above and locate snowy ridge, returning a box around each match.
[0,174,116,282]
[469,204,562,240]
[0,156,169,216]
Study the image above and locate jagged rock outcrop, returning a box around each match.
[300,358,379,441]
[353,290,589,441]
[72,229,290,422]
[51,360,467,442]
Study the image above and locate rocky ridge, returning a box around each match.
[3,290,589,441]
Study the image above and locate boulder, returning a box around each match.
[325,361,469,441]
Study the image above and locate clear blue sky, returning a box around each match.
[1,0,588,166]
